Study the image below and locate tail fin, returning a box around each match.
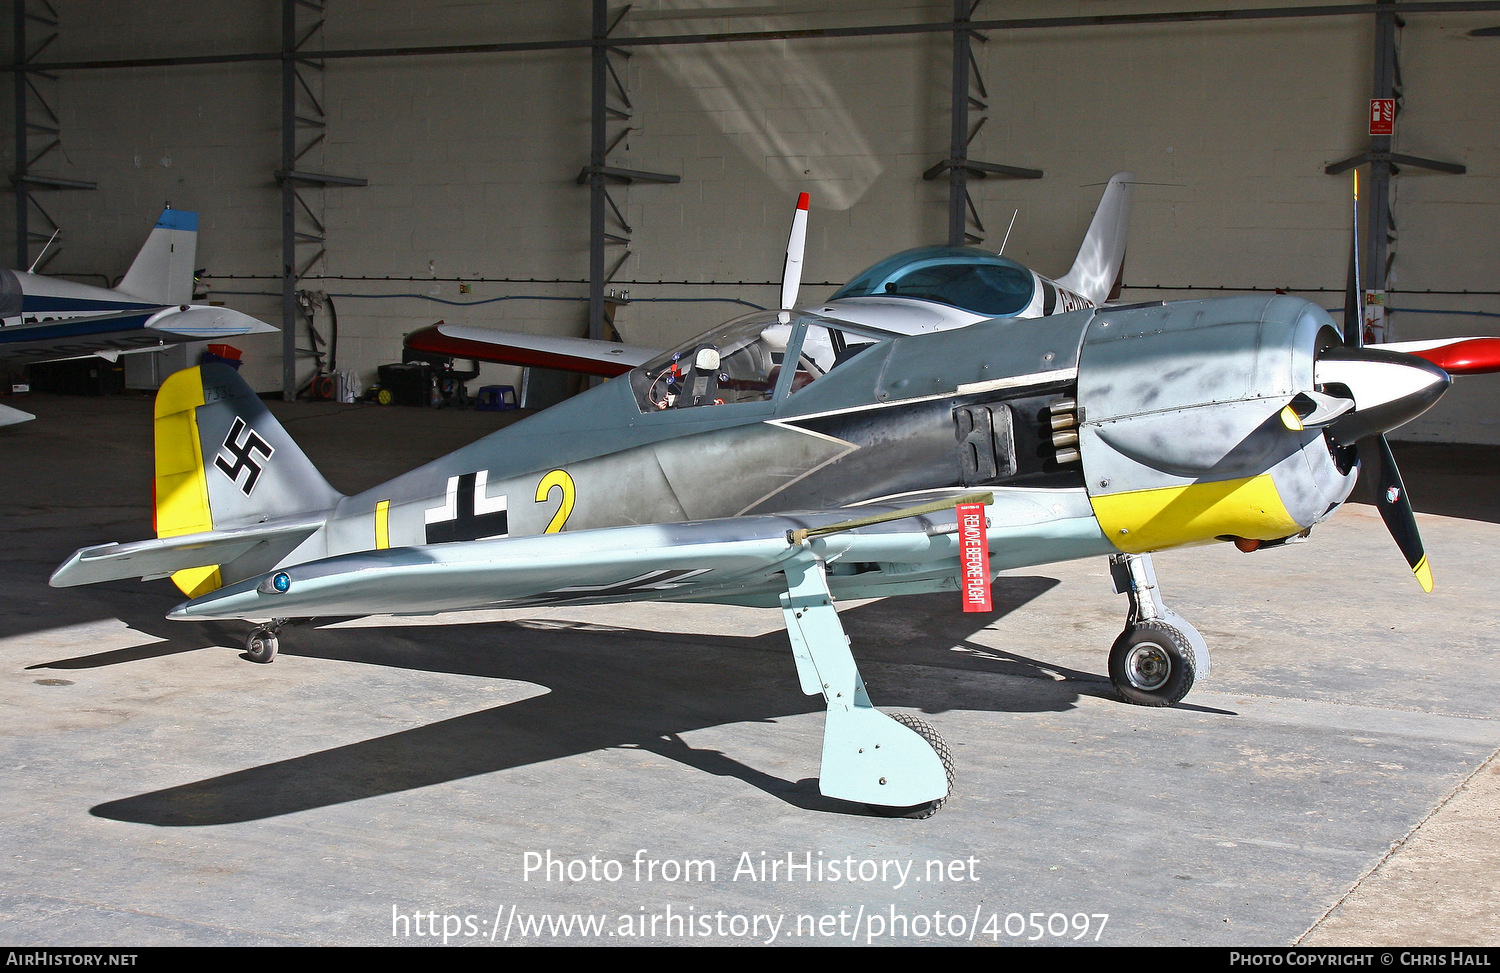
[155,363,341,596]
[116,209,198,304]
[1054,172,1134,306]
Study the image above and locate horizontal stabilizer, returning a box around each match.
[50,520,324,588]
[146,304,277,340]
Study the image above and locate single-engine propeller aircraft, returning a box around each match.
[49,179,1500,816]
[0,208,275,366]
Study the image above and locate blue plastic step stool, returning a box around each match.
[475,385,518,411]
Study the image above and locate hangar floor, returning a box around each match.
[2,391,1497,947]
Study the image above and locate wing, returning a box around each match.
[403,322,658,378]
[166,489,1107,622]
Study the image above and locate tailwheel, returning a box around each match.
[1109,619,1195,707]
[244,626,280,664]
[871,713,955,819]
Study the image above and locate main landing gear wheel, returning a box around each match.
[244,627,279,664]
[872,713,955,819]
[1109,620,1196,707]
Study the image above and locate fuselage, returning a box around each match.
[272,294,1382,594]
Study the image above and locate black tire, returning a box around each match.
[245,628,278,664]
[1109,619,1195,707]
[873,713,955,819]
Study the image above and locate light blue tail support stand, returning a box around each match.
[779,556,949,807]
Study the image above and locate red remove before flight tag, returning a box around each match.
[957,502,992,612]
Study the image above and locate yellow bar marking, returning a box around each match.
[375,500,391,550]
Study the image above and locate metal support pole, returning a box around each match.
[947,0,970,246]
[924,0,1040,245]
[1368,0,1396,295]
[1327,0,1464,340]
[13,0,27,269]
[280,0,298,399]
[588,0,608,344]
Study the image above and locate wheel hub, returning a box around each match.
[1125,642,1171,691]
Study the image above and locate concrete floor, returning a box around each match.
[1,391,1498,946]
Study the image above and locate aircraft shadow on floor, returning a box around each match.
[65,579,1144,826]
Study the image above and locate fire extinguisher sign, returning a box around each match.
[1370,98,1395,136]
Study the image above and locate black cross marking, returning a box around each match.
[424,472,509,544]
[214,416,275,496]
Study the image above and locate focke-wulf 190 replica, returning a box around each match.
[49,179,1500,816]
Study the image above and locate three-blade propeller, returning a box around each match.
[1330,171,1446,592]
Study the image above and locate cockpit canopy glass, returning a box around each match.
[631,310,884,412]
[828,246,1036,317]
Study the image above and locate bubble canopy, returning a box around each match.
[829,246,1036,318]
[630,309,886,412]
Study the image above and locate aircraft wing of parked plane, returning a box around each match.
[0,209,275,366]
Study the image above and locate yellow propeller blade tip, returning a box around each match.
[1413,556,1434,593]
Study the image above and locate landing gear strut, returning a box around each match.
[244,618,289,664]
[1106,553,1210,706]
[780,557,952,813]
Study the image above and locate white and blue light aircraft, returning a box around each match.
[0,208,274,366]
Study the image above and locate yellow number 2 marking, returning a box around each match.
[534,469,576,533]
